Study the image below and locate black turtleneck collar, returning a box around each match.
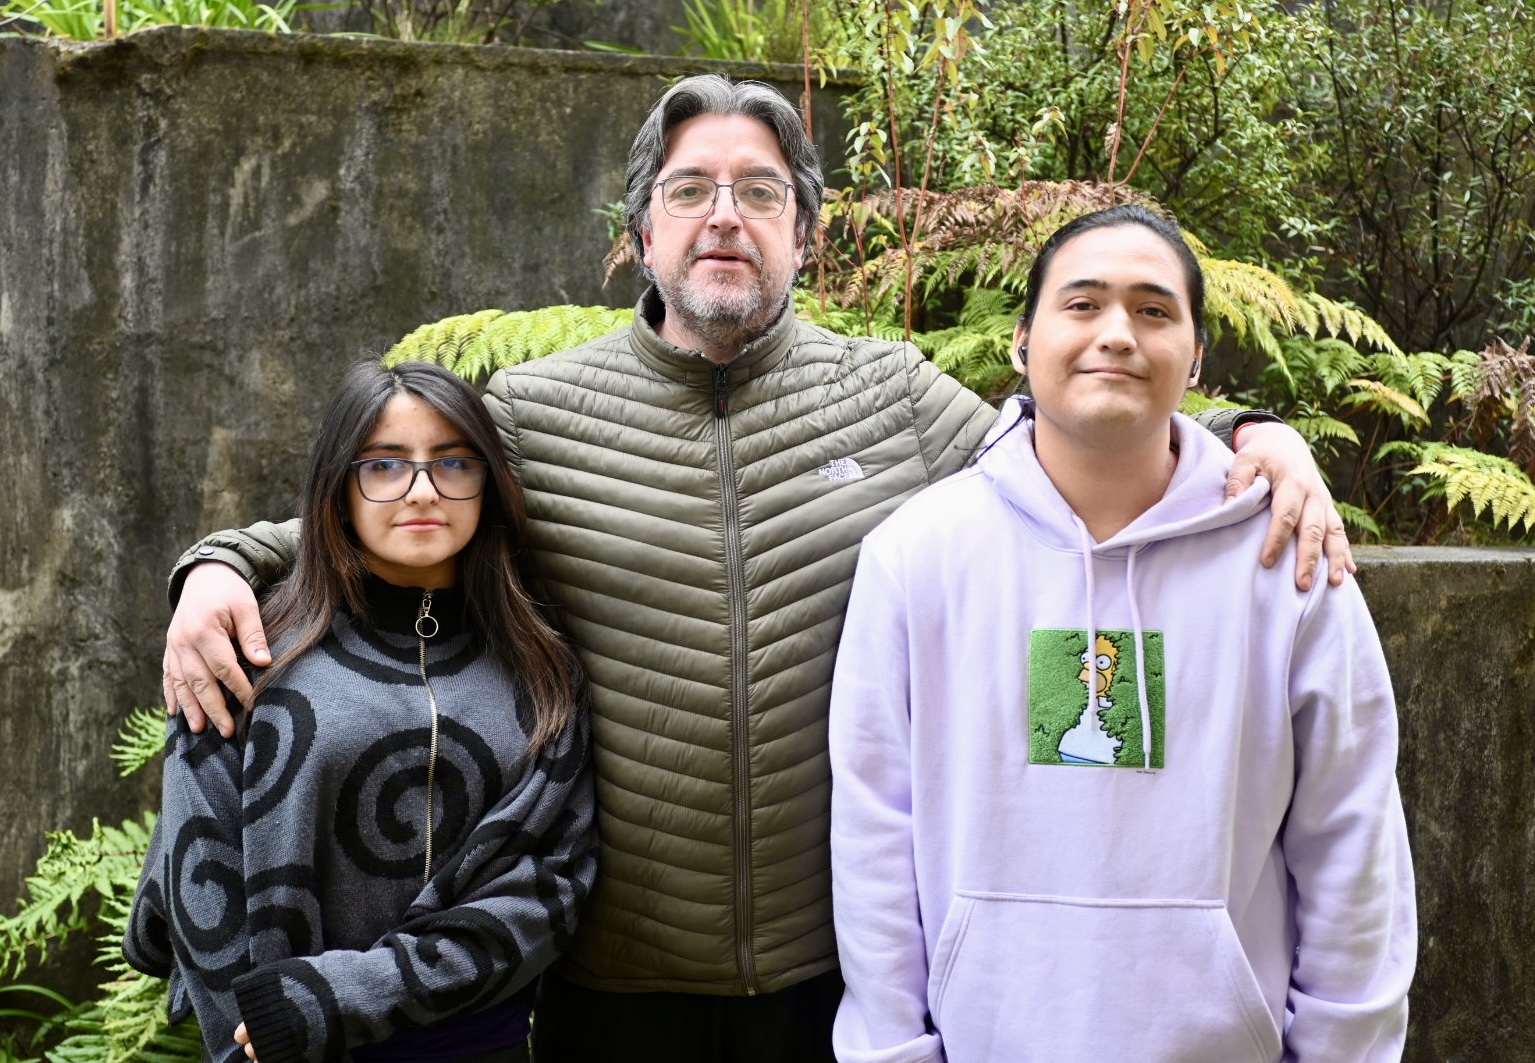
[355,573,469,639]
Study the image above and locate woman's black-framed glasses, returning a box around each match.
[349,456,489,502]
[653,176,794,220]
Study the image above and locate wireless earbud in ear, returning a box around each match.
[1188,358,1201,380]
[1016,346,1028,366]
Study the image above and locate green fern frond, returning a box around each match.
[110,708,168,778]
[1178,391,1244,417]
[1334,501,1382,538]
[84,895,201,1061]
[0,815,156,978]
[1201,257,1306,337]
[1367,351,1452,410]
[1286,337,1366,393]
[1307,295,1403,357]
[1,714,200,1063]
[1289,413,1361,446]
[1343,378,1429,426]
[385,306,634,385]
[1405,442,1535,533]
[1446,349,1488,399]
[910,287,1020,395]
[793,289,907,342]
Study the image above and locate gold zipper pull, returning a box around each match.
[415,590,438,639]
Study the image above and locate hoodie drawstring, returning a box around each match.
[1125,546,1154,772]
[1074,521,1157,773]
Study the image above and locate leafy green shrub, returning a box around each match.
[0,0,297,37]
[675,0,850,64]
[349,0,559,44]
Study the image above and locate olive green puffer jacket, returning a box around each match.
[486,292,995,995]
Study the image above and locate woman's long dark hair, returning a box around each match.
[249,360,581,755]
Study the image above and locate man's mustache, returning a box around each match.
[687,237,764,270]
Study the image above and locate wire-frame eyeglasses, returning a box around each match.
[652,176,794,220]
[349,456,489,502]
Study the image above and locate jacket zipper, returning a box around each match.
[416,590,441,887]
[713,364,758,995]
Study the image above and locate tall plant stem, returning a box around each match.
[904,63,950,337]
[879,2,913,339]
[851,221,874,337]
[1105,9,1139,190]
[800,0,814,139]
[1118,60,1194,187]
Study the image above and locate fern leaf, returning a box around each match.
[1446,349,1488,399]
[1344,378,1429,426]
[1408,443,1535,533]
[0,814,156,978]
[385,306,634,384]
[1178,391,1244,416]
[1289,414,1361,446]
[1334,501,1382,538]
[1201,257,1305,336]
[110,708,168,778]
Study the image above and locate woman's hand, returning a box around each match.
[234,1021,259,1061]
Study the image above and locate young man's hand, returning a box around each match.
[163,562,271,739]
[1226,421,1355,592]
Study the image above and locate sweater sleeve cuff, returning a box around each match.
[233,966,308,1063]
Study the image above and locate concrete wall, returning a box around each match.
[1,28,1531,1060]
[1353,547,1535,1061]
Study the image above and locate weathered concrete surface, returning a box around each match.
[0,28,1531,1060]
[1352,546,1535,1062]
[0,25,849,953]
[295,0,694,54]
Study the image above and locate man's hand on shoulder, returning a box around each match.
[163,562,270,739]
[1225,421,1355,592]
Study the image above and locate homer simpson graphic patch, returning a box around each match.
[1028,629,1165,768]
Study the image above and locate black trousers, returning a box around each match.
[448,1048,529,1063]
[531,968,842,1063]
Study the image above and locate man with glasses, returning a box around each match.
[162,74,1351,1063]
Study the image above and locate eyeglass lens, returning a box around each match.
[659,177,790,219]
[354,457,487,501]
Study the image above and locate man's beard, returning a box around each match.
[653,235,793,356]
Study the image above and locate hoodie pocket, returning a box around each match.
[928,892,1281,1063]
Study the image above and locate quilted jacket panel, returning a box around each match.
[486,294,995,994]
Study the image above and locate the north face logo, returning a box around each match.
[817,458,866,482]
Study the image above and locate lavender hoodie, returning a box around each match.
[828,401,1415,1063]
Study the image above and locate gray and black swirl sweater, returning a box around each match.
[124,578,596,1063]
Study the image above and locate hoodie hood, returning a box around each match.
[975,397,1272,771]
[977,396,1272,552]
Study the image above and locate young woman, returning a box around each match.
[126,361,595,1063]
[828,206,1415,1062]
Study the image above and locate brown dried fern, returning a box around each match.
[811,182,1157,312]
[1451,337,1535,478]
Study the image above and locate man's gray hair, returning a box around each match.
[624,74,824,267]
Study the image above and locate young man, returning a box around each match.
[828,206,1414,1063]
[161,79,1351,1062]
